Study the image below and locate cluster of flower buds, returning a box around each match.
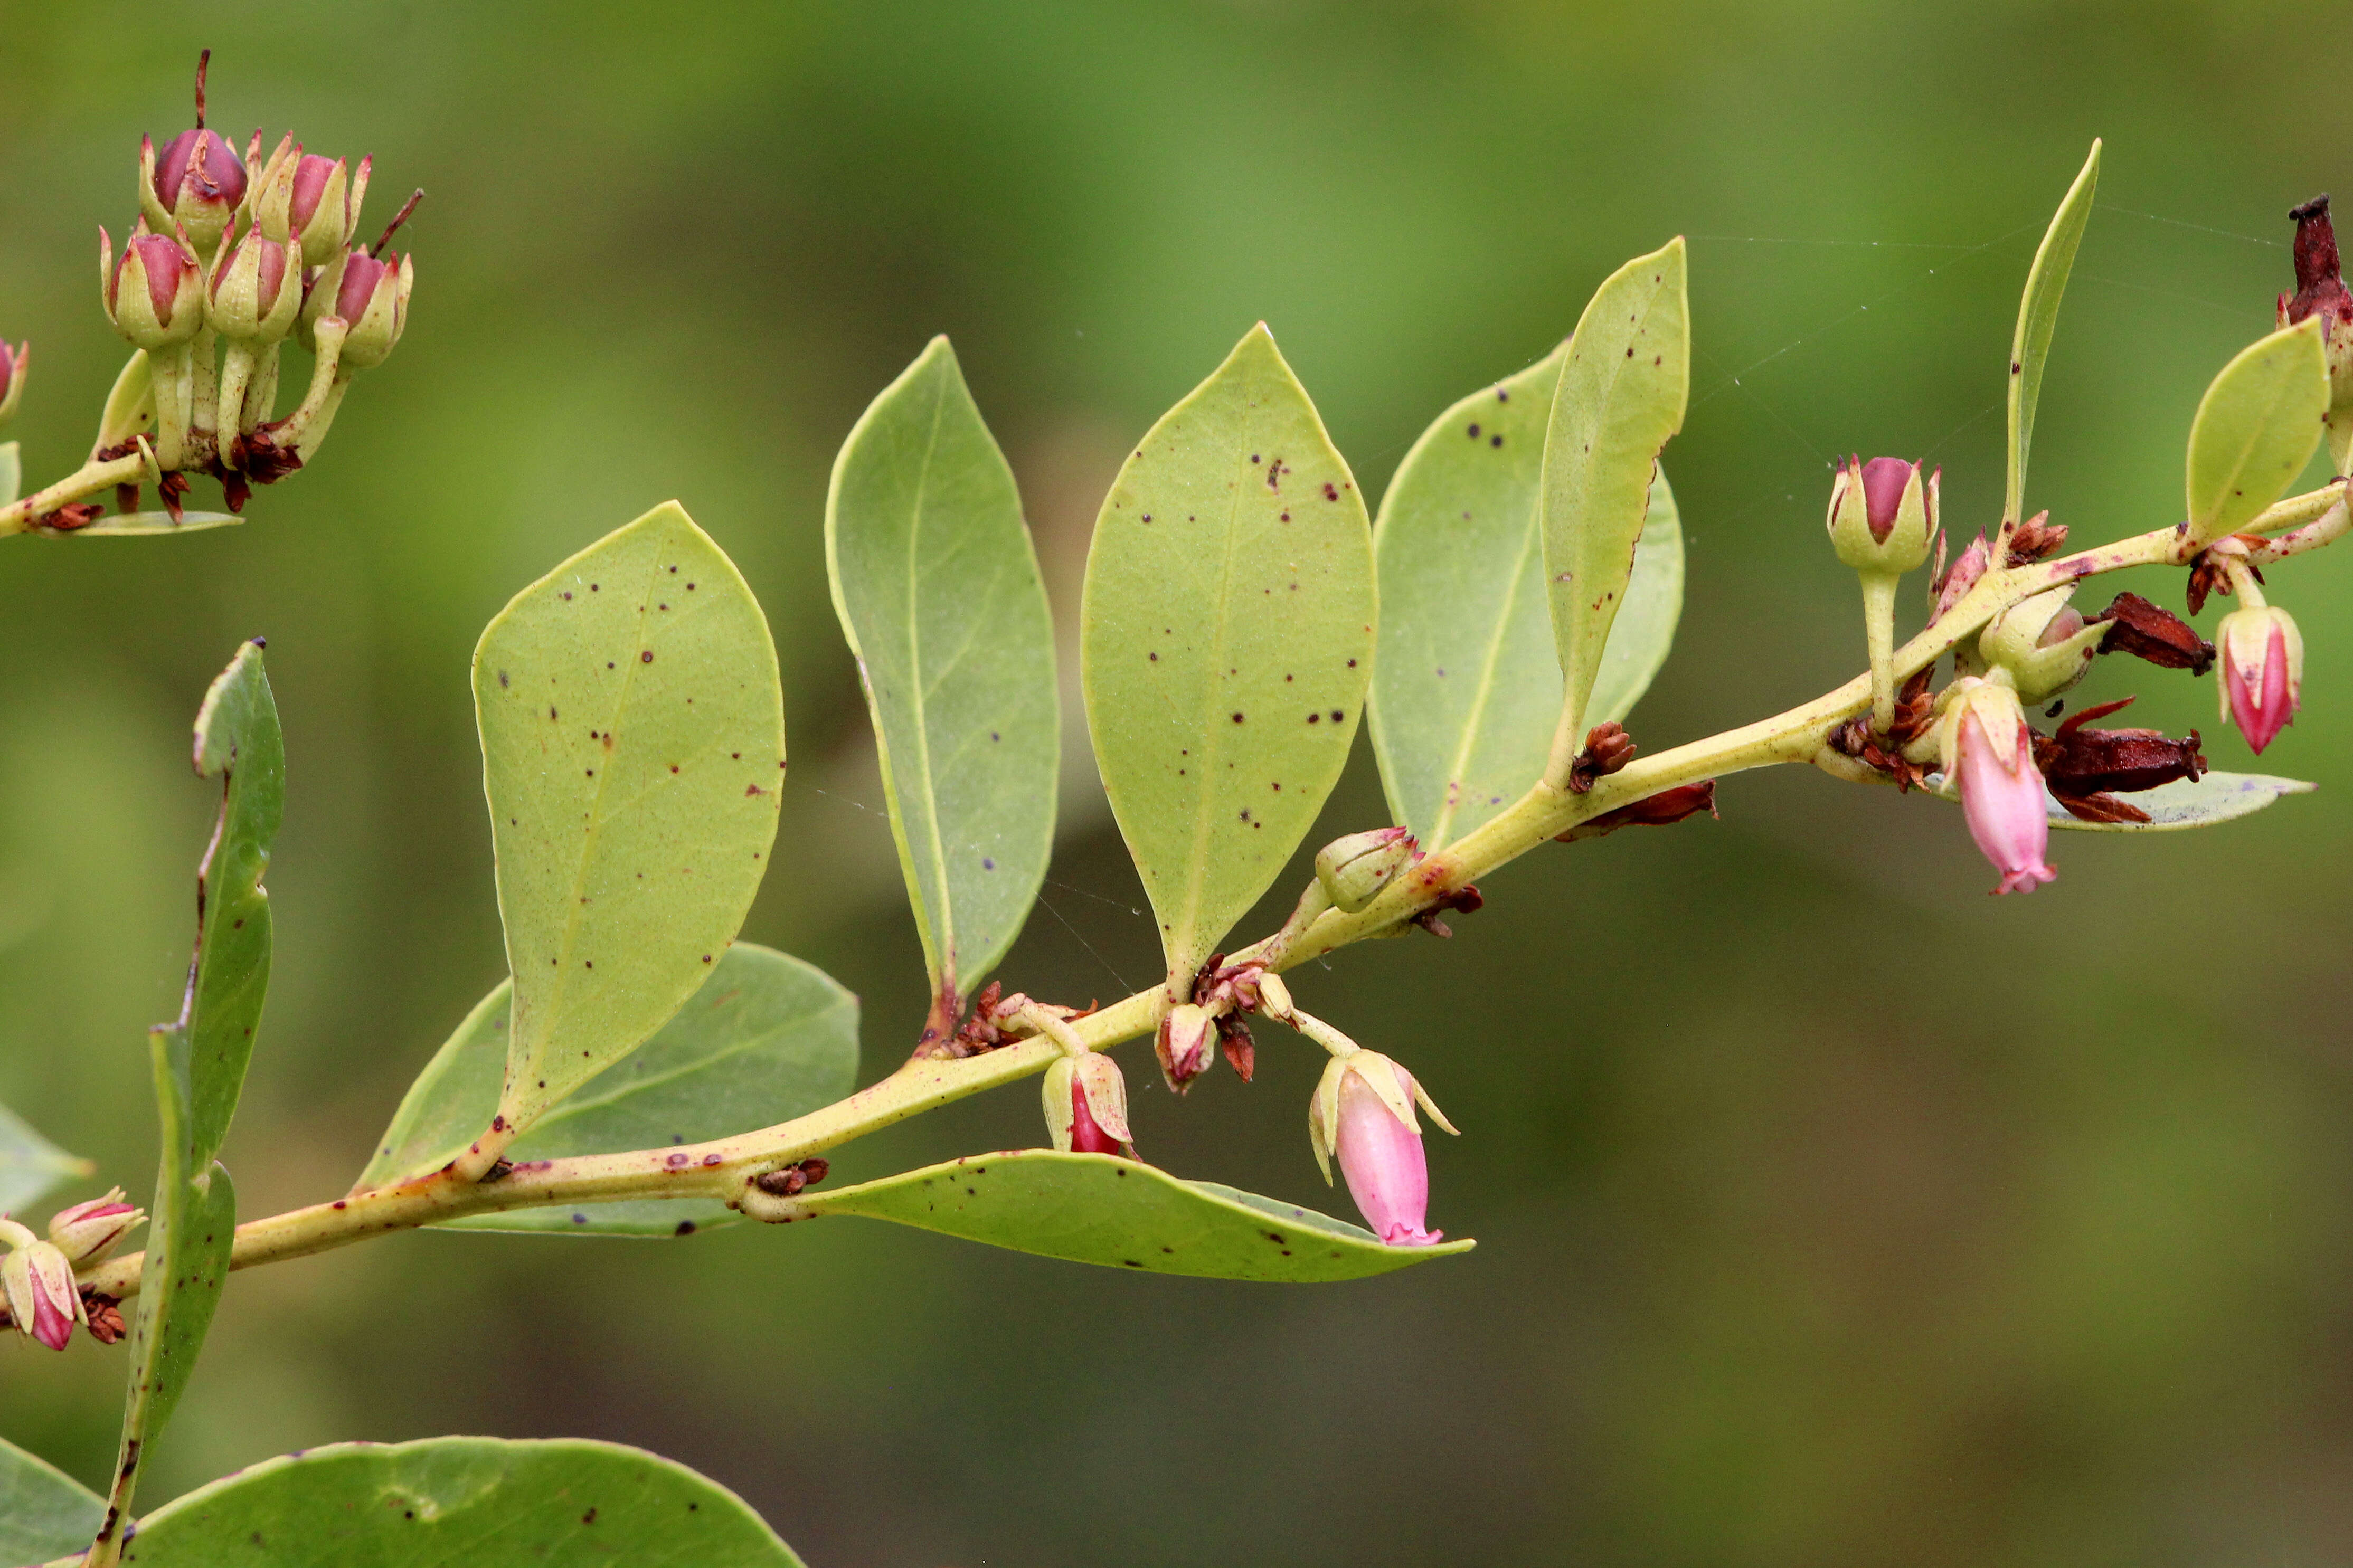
[78,53,415,522]
[1,1191,141,1351]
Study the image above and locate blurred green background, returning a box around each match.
[3,2,2351,1563]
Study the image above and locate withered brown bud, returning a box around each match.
[2006,510,2069,566]
[751,1159,830,1198]
[2283,197,2353,339]
[83,1296,126,1346]
[2032,697,2205,824]
[1558,780,1719,840]
[2187,542,2262,617]
[2087,592,2215,676]
[1215,1014,1256,1082]
[1568,722,1637,794]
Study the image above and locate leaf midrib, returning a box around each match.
[527,531,664,1090]
[1171,407,1260,982]
[1429,501,1541,851]
[896,374,959,991]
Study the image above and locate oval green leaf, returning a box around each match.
[40,512,243,538]
[1371,347,1682,849]
[1081,325,1375,989]
[475,502,785,1138]
[355,944,857,1236]
[799,1148,1472,1281]
[2006,140,2100,528]
[1539,237,1689,780]
[826,336,1058,1012]
[0,1099,95,1214]
[0,1433,103,1567]
[2186,318,2330,547]
[118,1438,804,1566]
[1924,769,2315,831]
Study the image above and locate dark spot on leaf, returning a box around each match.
[498,670,509,688]
[1490,434,1503,447]
[1468,423,1481,438]
[1307,713,1320,724]
[983,857,995,869]
[1232,711,1245,723]
[673,1222,694,1237]
[640,650,654,663]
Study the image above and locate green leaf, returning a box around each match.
[0,440,18,510]
[2185,319,2331,547]
[356,944,858,1236]
[1080,325,1375,987]
[90,638,281,1566]
[1369,347,1683,848]
[181,642,282,1166]
[475,502,785,1138]
[0,1099,95,1215]
[1924,769,2315,831]
[826,337,1058,1009]
[0,1433,104,1567]
[117,1437,804,1566]
[2006,140,2100,528]
[799,1148,1473,1281]
[1540,238,1690,771]
[43,512,243,538]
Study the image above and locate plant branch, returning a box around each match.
[52,482,2341,1316]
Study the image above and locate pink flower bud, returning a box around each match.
[1948,683,2057,895]
[141,127,249,253]
[101,226,205,350]
[2,1240,83,1352]
[2218,605,2303,755]
[48,1189,143,1268]
[206,220,301,344]
[0,338,25,424]
[1336,1061,1440,1246]
[1155,1003,1216,1093]
[1826,455,1936,573]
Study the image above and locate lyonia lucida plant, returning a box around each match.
[0,70,2347,1564]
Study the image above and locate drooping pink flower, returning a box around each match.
[1335,1060,1440,1246]
[2218,606,2303,755]
[1949,684,2056,895]
[2,1240,83,1352]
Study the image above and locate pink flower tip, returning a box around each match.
[1067,1080,1122,1155]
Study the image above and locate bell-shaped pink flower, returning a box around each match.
[1309,1053,1456,1246]
[1337,1063,1437,1244]
[2218,605,2303,755]
[1951,689,2057,895]
[2,1240,83,1352]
